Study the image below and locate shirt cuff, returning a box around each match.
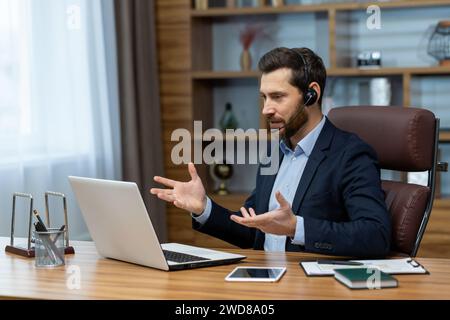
[291,216,305,245]
[191,197,212,225]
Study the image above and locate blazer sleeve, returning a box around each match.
[192,189,257,249]
[303,138,392,258]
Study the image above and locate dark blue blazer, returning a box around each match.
[193,118,392,258]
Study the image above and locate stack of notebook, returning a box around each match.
[334,268,398,289]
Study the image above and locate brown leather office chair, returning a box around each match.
[328,106,448,257]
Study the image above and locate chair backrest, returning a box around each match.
[328,106,438,256]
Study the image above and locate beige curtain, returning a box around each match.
[114,0,166,241]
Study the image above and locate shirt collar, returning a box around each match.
[280,115,326,157]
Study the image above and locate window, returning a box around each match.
[0,0,121,239]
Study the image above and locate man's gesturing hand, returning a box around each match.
[150,162,207,215]
[230,191,297,237]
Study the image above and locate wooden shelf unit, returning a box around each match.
[192,66,450,79]
[440,131,450,142]
[191,0,450,17]
[210,192,250,211]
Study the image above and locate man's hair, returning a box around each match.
[258,47,327,106]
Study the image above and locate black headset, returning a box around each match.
[290,48,318,107]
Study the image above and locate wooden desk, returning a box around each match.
[1,237,450,300]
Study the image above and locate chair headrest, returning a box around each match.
[328,106,436,171]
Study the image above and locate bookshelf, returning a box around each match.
[191,0,450,17]
[192,67,450,79]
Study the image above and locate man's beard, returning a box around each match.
[268,103,308,147]
[283,103,309,142]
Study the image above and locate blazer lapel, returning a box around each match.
[291,118,335,215]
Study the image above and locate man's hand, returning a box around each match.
[230,191,297,237]
[150,162,207,214]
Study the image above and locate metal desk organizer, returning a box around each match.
[5,191,75,257]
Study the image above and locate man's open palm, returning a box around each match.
[150,163,206,214]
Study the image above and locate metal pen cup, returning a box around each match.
[33,229,66,268]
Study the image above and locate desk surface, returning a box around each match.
[1,237,450,300]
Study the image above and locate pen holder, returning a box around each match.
[5,191,75,258]
[34,229,65,268]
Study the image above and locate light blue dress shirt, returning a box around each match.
[193,116,327,252]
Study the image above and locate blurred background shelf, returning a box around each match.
[210,192,250,211]
[192,70,260,79]
[192,66,450,80]
[191,0,450,17]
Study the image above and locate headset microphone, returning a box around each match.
[278,94,312,130]
[281,94,312,139]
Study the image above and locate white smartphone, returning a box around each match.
[225,266,286,282]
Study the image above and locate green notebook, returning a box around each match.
[334,268,398,290]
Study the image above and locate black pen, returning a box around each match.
[317,259,364,266]
[33,209,48,231]
[52,225,66,244]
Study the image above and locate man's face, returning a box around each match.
[260,68,307,139]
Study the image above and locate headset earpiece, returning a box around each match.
[291,48,318,107]
[304,88,318,107]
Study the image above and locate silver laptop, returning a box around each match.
[68,176,245,271]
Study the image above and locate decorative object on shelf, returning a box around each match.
[357,51,381,69]
[427,20,450,66]
[227,0,236,7]
[270,0,283,7]
[240,49,252,71]
[370,78,391,106]
[239,24,266,71]
[195,0,208,10]
[219,102,239,131]
[210,162,234,195]
[236,0,261,7]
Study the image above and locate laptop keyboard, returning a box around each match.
[163,250,211,263]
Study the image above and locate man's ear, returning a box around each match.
[309,81,321,102]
